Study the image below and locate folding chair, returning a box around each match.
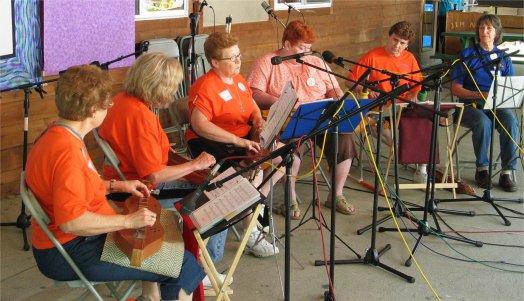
[177,34,210,95]
[19,172,137,301]
[142,38,189,153]
[92,128,126,180]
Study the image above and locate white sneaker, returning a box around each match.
[246,231,279,258]
[413,170,428,184]
[202,273,233,289]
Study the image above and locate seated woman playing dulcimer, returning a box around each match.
[247,20,357,218]
[98,52,216,202]
[25,65,205,301]
[185,32,285,260]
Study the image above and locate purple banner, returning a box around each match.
[43,0,135,75]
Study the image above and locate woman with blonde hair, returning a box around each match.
[99,52,216,198]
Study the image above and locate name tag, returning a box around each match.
[219,89,232,102]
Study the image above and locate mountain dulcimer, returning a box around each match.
[114,195,164,267]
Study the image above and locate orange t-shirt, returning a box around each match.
[98,93,170,181]
[185,69,255,141]
[25,124,115,249]
[348,47,421,101]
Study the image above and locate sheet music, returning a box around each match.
[192,167,261,233]
[486,76,524,109]
[259,81,298,148]
[203,167,242,200]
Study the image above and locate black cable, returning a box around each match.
[395,209,524,268]
[436,213,524,249]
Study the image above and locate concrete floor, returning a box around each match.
[2,90,524,300]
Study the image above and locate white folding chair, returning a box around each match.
[92,128,126,180]
[20,172,137,301]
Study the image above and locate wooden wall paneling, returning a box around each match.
[1,0,424,197]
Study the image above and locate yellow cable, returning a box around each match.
[349,92,443,301]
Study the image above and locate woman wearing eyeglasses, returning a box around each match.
[247,20,357,218]
[185,32,281,260]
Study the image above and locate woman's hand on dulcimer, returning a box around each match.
[122,180,150,198]
[123,207,157,229]
[192,152,216,170]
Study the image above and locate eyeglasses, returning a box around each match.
[218,53,242,62]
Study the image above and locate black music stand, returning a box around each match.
[1,80,56,251]
[281,98,374,258]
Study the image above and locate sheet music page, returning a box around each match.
[486,76,524,109]
[203,167,242,200]
[191,168,261,232]
[260,81,298,148]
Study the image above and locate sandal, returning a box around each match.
[272,199,301,220]
[325,195,355,215]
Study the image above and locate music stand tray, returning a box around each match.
[280,98,374,140]
[486,76,524,109]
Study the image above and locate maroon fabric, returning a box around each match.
[175,203,204,301]
[399,107,440,164]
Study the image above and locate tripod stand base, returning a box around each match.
[436,189,524,226]
[1,211,31,251]
[314,245,415,283]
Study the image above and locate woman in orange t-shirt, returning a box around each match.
[185,32,282,259]
[99,53,215,191]
[25,65,205,301]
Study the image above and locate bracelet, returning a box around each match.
[109,179,116,192]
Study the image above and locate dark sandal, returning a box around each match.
[272,200,301,220]
[325,195,355,215]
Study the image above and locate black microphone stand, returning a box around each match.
[1,79,58,251]
[378,69,484,267]
[201,84,409,300]
[435,52,524,225]
[356,66,474,236]
[288,57,415,288]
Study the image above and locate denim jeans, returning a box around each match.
[33,234,205,300]
[460,106,518,170]
[205,229,228,263]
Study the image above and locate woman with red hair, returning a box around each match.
[248,20,357,218]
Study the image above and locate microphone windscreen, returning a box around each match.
[322,50,336,63]
[417,90,428,102]
[270,56,282,65]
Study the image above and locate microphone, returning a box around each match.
[283,2,301,13]
[271,51,314,65]
[314,91,351,130]
[140,41,150,54]
[198,0,208,13]
[322,50,345,68]
[189,13,197,36]
[261,1,275,18]
[180,160,223,215]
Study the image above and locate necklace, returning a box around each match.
[226,80,245,112]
